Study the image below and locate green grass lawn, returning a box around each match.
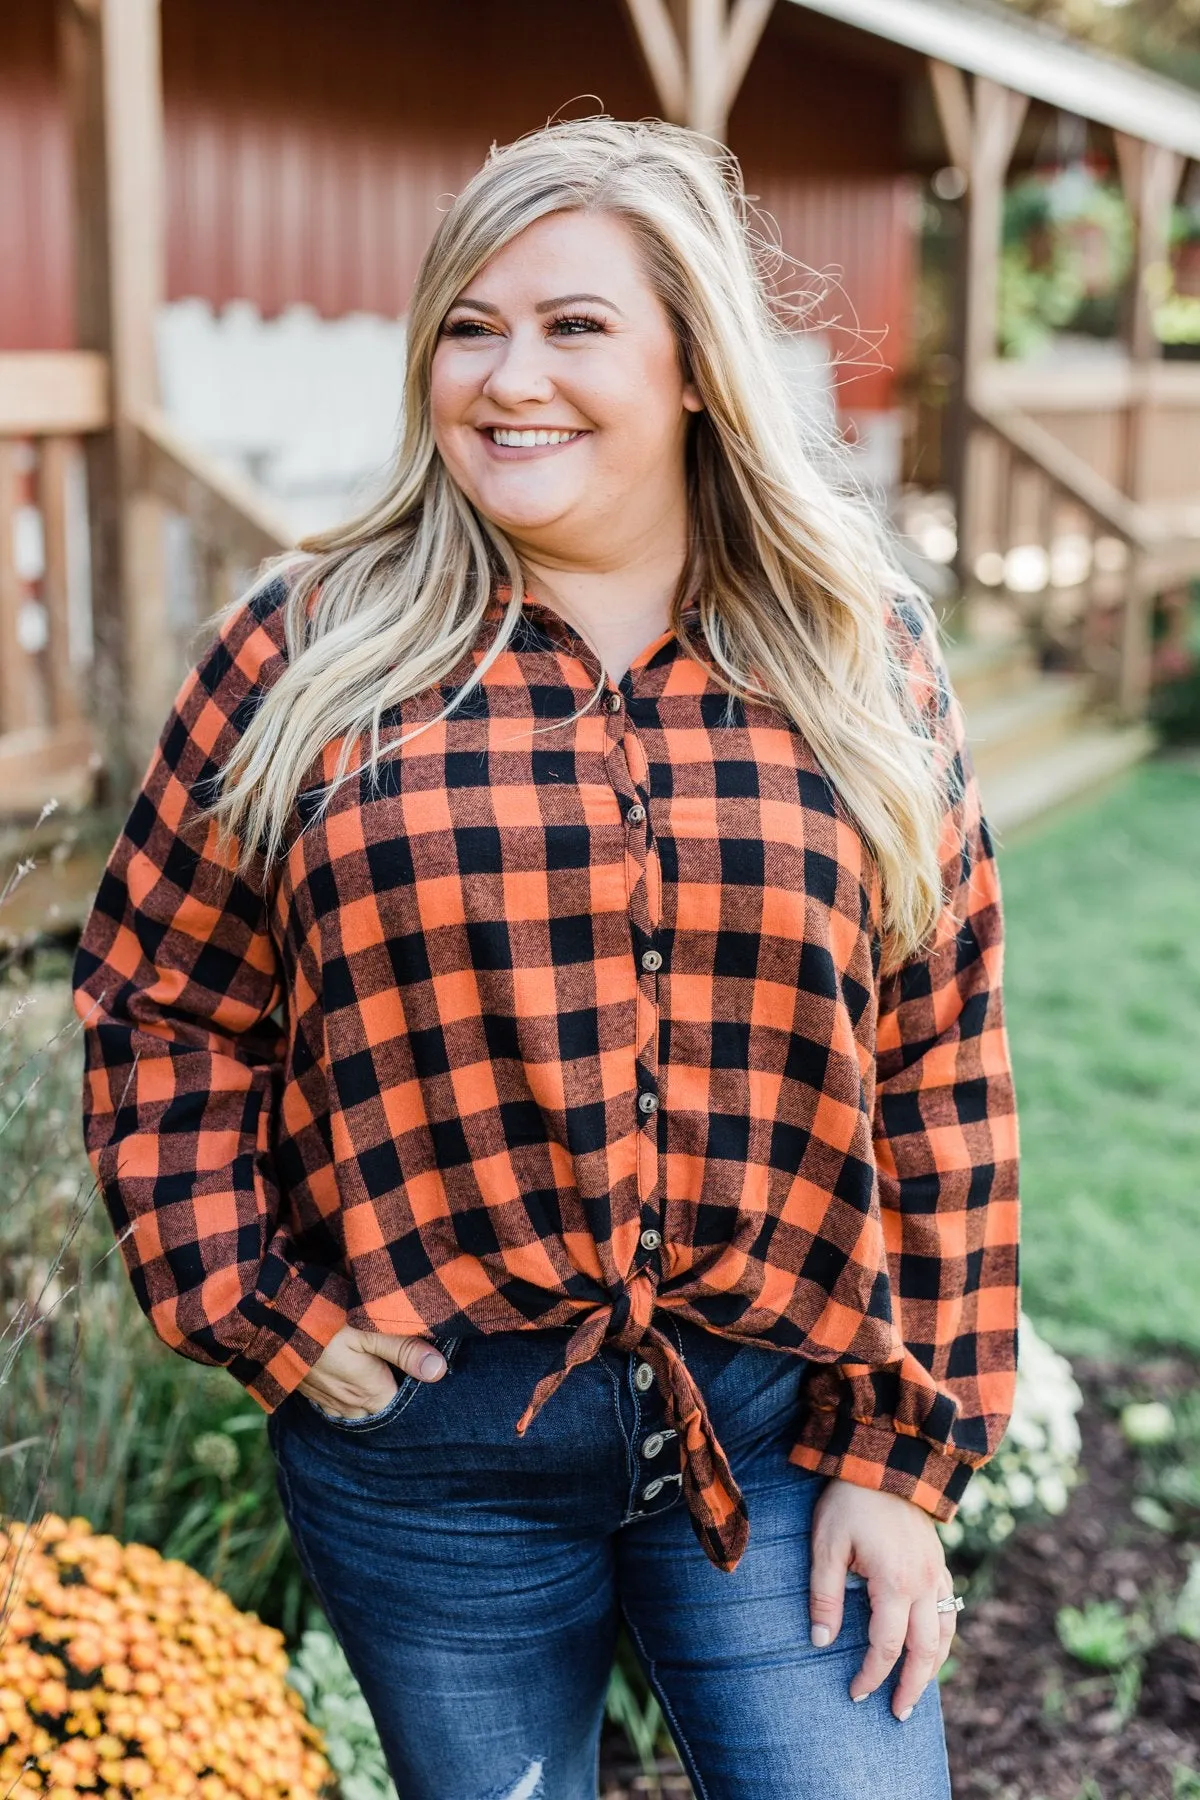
[996,755,1200,1358]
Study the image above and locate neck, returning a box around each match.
[512,515,690,683]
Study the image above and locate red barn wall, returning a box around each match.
[0,1,74,351]
[0,0,915,410]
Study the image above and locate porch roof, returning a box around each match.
[789,0,1200,160]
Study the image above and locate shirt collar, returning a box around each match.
[487,580,703,671]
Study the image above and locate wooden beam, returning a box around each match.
[0,353,110,435]
[621,0,774,137]
[622,0,688,120]
[927,59,973,178]
[688,0,727,138]
[725,0,775,108]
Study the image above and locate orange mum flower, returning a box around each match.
[0,1517,332,1799]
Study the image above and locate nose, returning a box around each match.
[480,322,557,409]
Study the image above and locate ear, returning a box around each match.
[682,381,705,414]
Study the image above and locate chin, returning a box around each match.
[474,488,581,536]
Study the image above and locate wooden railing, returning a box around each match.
[0,354,291,823]
[962,398,1199,716]
[0,355,110,816]
[134,408,292,601]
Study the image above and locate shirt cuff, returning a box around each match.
[231,1256,355,1410]
[790,1411,977,1523]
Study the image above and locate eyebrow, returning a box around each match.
[446,293,625,317]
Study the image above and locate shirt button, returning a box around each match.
[641,949,662,972]
[637,1092,659,1115]
[626,802,646,825]
[640,1228,663,1252]
[635,1361,655,1392]
[606,692,623,712]
[642,1432,665,1459]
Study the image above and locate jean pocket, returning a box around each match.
[301,1333,461,1433]
[303,1376,416,1431]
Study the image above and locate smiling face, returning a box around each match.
[429,208,703,569]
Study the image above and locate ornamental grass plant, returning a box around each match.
[0,947,308,1640]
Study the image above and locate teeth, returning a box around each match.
[490,428,582,447]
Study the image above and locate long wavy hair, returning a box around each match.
[212,115,948,968]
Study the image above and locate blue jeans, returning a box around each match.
[267,1319,952,1800]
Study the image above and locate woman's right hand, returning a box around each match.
[296,1326,448,1419]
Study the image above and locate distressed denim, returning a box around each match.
[267,1320,953,1800]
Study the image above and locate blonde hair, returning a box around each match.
[213,115,948,967]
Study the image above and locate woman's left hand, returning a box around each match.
[808,1477,958,1721]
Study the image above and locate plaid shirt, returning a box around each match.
[73,576,1019,1573]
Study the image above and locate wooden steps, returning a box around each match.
[0,723,100,819]
[946,636,1156,841]
[978,721,1156,838]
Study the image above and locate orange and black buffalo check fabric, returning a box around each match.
[73,576,1020,1572]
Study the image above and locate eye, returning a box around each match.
[548,313,606,336]
[441,318,495,338]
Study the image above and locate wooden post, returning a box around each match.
[60,0,168,795]
[928,62,1028,595]
[622,0,774,139]
[1112,134,1184,717]
[37,436,85,731]
[962,79,1029,391]
[0,445,30,737]
[1113,135,1184,497]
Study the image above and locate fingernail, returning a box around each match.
[810,1625,832,1648]
[898,1706,913,1722]
[851,1692,867,1704]
[420,1351,446,1379]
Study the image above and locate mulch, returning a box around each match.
[598,1358,1200,1800]
[945,1357,1199,1800]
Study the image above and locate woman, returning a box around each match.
[74,117,1019,1800]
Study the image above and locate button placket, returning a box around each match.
[612,690,663,1269]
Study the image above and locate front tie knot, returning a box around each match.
[514,1277,750,1574]
[603,1265,656,1351]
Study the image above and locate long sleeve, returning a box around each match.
[71,582,352,1410]
[791,598,1021,1519]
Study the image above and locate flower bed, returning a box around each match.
[0,1514,332,1799]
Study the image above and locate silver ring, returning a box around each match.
[936,1595,965,1615]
